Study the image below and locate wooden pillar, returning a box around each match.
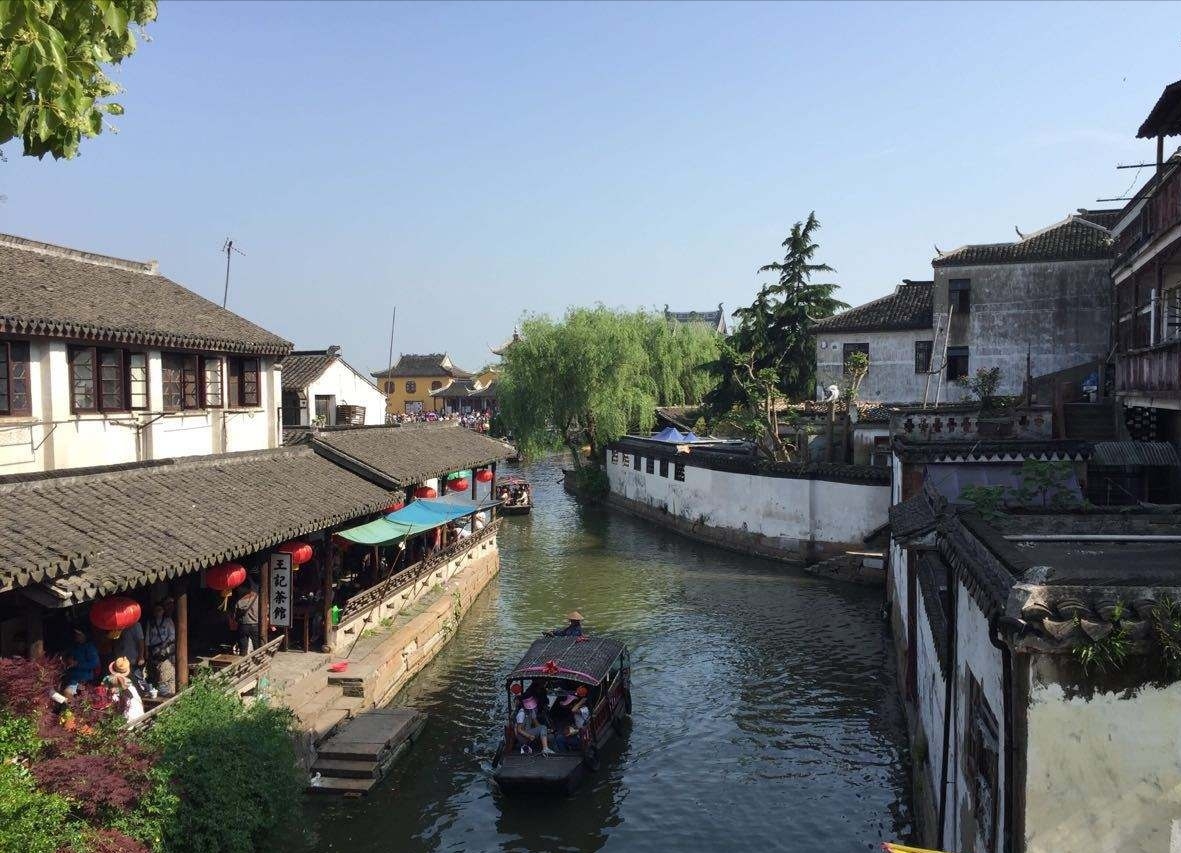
[26,608,44,660]
[491,461,498,518]
[322,546,334,652]
[260,559,270,642]
[471,468,479,532]
[175,587,189,688]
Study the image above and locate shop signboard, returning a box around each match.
[269,552,292,628]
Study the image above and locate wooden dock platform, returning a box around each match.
[307,707,427,795]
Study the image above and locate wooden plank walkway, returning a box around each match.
[307,707,427,795]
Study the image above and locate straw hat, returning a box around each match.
[566,611,583,622]
[108,656,131,677]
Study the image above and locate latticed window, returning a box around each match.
[162,353,200,411]
[0,340,31,416]
[915,340,933,374]
[203,357,223,407]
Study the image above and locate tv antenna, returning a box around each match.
[221,238,245,307]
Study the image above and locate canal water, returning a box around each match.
[306,454,911,853]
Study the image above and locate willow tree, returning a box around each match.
[498,307,719,467]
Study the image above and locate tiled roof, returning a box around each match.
[307,424,512,489]
[933,213,1116,268]
[889,487,944,544]
[281,350,335,390]
[0,448,393,603]
[430,378,475,398]
[664,304,727,334]
[371,353,471,379]
[814,280,933,333]
[280,346,382,393]
[0,234,291,356]
[1138,79,1181,138]
[1091,441,1181,468]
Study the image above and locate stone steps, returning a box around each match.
[805,550,885,587]
[308,708,427,795]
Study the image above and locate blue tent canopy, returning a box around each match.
[336,498,492,546]
[653,427,685,442]
[682,431,699,443]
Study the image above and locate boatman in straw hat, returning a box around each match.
[547,611,584,637]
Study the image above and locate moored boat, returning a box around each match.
[492,636,631,794]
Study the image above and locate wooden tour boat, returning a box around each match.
[492,636,632,794]
[496,476,533,515]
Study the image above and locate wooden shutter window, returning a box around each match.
[239,358,260,407]
[0,341,32,416]
[202,357,223,408]
[98,349,125,411]
[69,346,97,412]
[128,353,149,409]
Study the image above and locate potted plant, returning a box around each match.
[958,367,1009,436]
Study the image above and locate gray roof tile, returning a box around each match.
[0,234,291,356]
[933,213,1116,268]
[308,424,512,489]
[814,280,933,333]
[0,448,394,603]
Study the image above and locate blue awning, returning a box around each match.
[653,427,685,442]
[336,498,494,546]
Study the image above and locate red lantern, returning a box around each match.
[206,563,247,592]
[509,682,523,695]
[385,501,405,514]
[90,597,141,639]
[475,468,494,483]
[449,477,470,492]
[276,541,313,565]
[413,486,437,499]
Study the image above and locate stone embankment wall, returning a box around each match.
[605,444,890,562]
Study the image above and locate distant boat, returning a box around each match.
[497,476,533,515]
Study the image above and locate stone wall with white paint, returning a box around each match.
[605,445,890,560]
[1023,662,1181,853]
[815,328,936,404]
[0,338,280,474]
[949,585,1007,853]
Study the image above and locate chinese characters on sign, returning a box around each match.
[269,552,292,628]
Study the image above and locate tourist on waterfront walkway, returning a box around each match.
[232,582,260,654]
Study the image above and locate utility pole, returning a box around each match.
[387,307,397,372]
[221,238,245,308]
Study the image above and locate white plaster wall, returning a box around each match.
[914,586,948,798]
[1024,673,1181,853]
[0,340,279,474]
[303,360,387,426]
[605,450,889,549]
[949,585,1007,853]
[816,328,936,404]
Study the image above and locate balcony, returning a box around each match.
[1115,164,1181,269]
[1116,338,1181,402]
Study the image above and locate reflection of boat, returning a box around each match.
[492,636,632,795]
[497,476,533,515]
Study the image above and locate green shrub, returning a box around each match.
[0,762,85,853]
[572,465,609,499]
[146,678,302,853]
[0,713,41,763]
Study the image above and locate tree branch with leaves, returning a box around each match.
[0,0,156,160]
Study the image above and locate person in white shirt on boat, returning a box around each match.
[515,696,553,755]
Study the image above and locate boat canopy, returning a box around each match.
[506,636,626,687]
[336,497,495,546]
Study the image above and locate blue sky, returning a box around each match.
[2,1,1178,373]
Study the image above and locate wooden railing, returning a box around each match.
[127,634,286,731]
[339,519,501,622]
[1116,338,1181,399]
[1115,165,1181,266]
